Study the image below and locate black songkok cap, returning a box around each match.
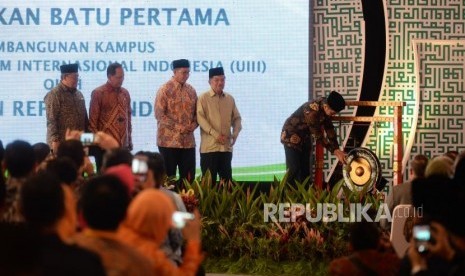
[327,91,346,113]
[209,67,224,78]
[60,63,79,74]
[171,59,190,69]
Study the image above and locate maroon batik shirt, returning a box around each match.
[89,82,132,150]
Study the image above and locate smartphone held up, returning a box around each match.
[413,224,431,254]
[172,211,195,229]
[80,132,95,146]
[132,157,148,182]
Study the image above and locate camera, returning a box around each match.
[88,155,97,174]
[413,224,431,254]
[132,157,148,183]
[172,211,195,229]
[132,158,148,175]
[80,132,95,146]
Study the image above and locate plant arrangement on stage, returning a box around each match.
[181,173,384,276]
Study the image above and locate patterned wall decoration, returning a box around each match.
[412,40,465,158]
[312,0,364,178]
[314,0,465,183]
[364,0,465,182]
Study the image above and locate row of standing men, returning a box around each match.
[44,59,242,185]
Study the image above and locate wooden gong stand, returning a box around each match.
[314,101,406,188]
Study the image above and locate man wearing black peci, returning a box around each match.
[281,91,347,187]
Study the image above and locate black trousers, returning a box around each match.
[158,147,196,183]
[284,142,313,187]
[200,152,233,184]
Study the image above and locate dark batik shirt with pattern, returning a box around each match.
[155,78,198,148]
[89,82,132,150]
[1,177,26,223]
[44,82,89,145]
[281,97,340,153]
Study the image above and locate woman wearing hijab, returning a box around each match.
[117,189,203,275]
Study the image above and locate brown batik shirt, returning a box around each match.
[155,78,198,148]
[44,82,89,146]
[89,82,132,150]
[281,97,340,153]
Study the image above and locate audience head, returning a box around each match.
[412,175,452,221]
[410,154,429,179]
[104,164,135,195]
[441,188,465,240]
[424,155,454,179]
[444,150,459,162]
[81,175,130,231]
[122,189,175,245]
[349,220,380,251]
[0,223,41,275]
[430,174,465,240]
[45,157,78,184]
[32,142,51,165]
[102,148,133,171]
[20,171,64,230]
[56,139,85,169]
[453,151,465,183]
[135,151,167,189]
[412,174,465,255]
[4,140,35,178]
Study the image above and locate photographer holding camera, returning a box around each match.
[402,176,465,275]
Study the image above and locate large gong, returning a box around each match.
[343,147,382,192]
